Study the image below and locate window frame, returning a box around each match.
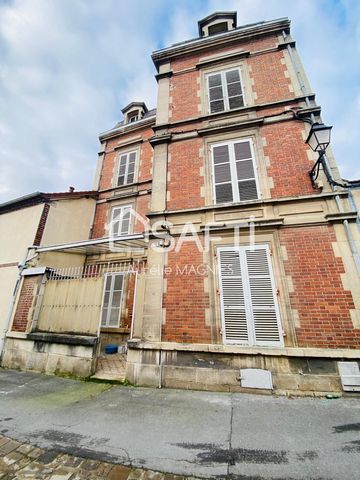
[206,66,245,114]
[116,150,138,187]
[100,272,125,328]
[217,244,283,347]
[210,138,260,205]
[110,204,132,237]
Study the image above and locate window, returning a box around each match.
[117,151,136,186]
[127,111,139,123]
[211,139,259,204]
[110,205,131,236]
[100,273,125,327]
[208,22,229,36]
[207,68,244,113]
[218,245,283,347]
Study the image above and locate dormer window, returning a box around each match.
[128,111,139,123]
[121,102,148,125]
[198,12,237,38]
[208,22,229,36]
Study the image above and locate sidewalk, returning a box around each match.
[0,435,196,480]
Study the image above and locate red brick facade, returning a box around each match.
[280,225,359,348]
[263,121,315,198]
[91,126,153,239]
[163,241,211,343]
[12,276,40,333]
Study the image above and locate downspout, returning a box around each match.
[281,30,315,123]
[333,182,360,275]
[0,246,38,358]
[282,29,360,276]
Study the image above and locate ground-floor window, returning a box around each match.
[217,244,283,346]
[100,273,125,327]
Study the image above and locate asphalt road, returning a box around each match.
[0,369,359,479]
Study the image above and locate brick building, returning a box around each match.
[3,12,360,394]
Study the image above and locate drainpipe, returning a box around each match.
[0,246,38,358]
[282,30,360,276]
[333,182,360,275]
[282,30,315,123]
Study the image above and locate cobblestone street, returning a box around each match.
[0,435,196,480]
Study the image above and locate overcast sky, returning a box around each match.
[0,0,359,203]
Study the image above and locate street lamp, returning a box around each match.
[306,122,332,154]
[306,122,333,187]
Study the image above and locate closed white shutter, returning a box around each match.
[208,73,225,113]
[218,250,249,343]
[225,69,244,109]
[218,245,283,347]
[100,273,124,327]
[117,151,137,186]
[110,205,131,236]
[211,139,259,204]
[212,144,234,203]
[245,247,282,345]
[207,68,244,114]
[233,140,258,201]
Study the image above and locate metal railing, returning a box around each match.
[47,260,145,281]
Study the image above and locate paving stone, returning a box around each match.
[94,462,113,476]
[107,465,132,480]
[27,448,45,459]
[80,459,101,471]
[0,436,199,480]
[48,469,73,480]
[58,454,83,469]
[0,437,11,447]
[5,451,25,464]
[0,440,21,455]
[126,469,146,480]
[16,444,35,455]
[37,450,60,465]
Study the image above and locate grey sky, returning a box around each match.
[0,0,359,203]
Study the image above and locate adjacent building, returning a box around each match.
[2,13,360,394]
[0,190,97,356]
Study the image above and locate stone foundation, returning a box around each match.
[126,341,360,396]
[2,333,98,377]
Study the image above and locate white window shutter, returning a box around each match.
[244,247,282,346]
[212,139,259,205]
[225,69,244,109]
[110,205,132,236]
[218,250,249,343]
[208,73,225,113]
[218,245,283,347]
[100,273,125,328]
[117,151,137,186]
[212,144,234,203]
[233,140,258,201]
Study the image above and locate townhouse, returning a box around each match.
[2,12,360,394]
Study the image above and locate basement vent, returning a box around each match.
[338,362,360,392]
[240,368,273,390]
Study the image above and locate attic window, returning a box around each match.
[208,22,229,36]
[127,111,139,123]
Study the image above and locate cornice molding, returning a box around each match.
[99,116,156,141]
[195,50,250,69]
[152,18,291,70]
[149,133,172,147]
[146,191,349,218]
[153,95,318,132]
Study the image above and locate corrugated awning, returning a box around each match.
[35,234,148,255]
